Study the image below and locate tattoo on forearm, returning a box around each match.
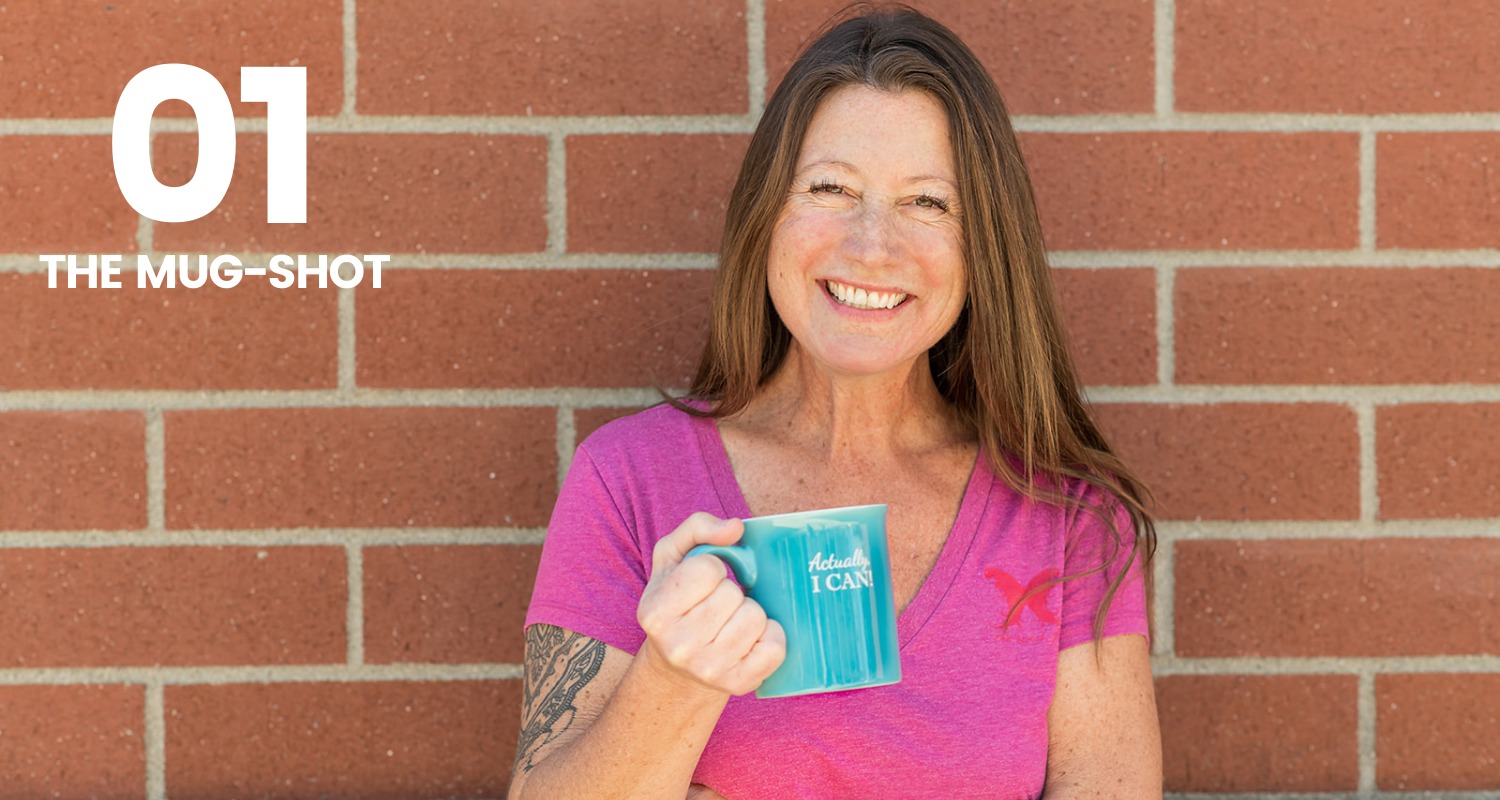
[514,625,608,775]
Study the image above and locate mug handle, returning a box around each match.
[685,544,757,589]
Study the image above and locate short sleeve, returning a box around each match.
[523,446,651,654]
[1057,485,1151,651]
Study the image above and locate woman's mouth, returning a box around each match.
[823,279,909,310]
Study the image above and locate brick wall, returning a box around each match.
[2,1,1496,796]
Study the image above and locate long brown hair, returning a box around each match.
[672,4,1156,643]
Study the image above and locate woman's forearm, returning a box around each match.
[510,647,730,800]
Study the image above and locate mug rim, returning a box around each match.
[742,503,887,525]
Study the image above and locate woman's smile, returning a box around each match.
[820,279,912,312]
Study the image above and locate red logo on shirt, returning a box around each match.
[984,567,1060,641]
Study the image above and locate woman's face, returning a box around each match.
[767,85,966,380]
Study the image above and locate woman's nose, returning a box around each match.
[841,202,901,266]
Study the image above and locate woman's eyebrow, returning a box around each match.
[906,173,957,187]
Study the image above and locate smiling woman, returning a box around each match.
[510,5,1161,799]
[769,87,967,378]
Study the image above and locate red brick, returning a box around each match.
[1178,0,1500,113]
[1023,132,1359,250]
[1177,267,1500,385]
[1379,404,1500,519]
[0,273,336,390]
[358,0,746,115]
[0,685,144,797]
[0,547,343,667]
[1093,403,1359,520]
[765,0,1154,114]
[1158,675,1358,792]
[0,412,145,531]
[575,406,650,443]
[1176,539,1500,657]
[0,1,342,118]
[0,136,137,253]
[1378,674,1500,790]
[165,408,557,529]
[166,681,519,798]
[356,270,713,388]
[1052,268,1156,386]
[1378,134,1500,249]
[568,135,748,253]
[153,134,547,254]
[364,545,542,664]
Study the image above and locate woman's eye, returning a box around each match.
[809,182,844,195]
[915,194,949,211]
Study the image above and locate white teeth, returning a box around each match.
[825,280,907,310]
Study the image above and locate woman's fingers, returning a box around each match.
[637,513,783,695]
[652,576,745,662]
[638,550,734,635]
[708,595,769,657]
[724,619,788,694]
[649,513,743,578]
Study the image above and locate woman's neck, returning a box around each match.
[733,344,972,463]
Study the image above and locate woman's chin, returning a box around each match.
[796,345,922,380]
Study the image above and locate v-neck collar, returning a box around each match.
[689,408,994,650]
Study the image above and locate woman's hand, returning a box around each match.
[686,784,729,800]
[637,512,787,697]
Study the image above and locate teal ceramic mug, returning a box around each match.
[686,504,901,699]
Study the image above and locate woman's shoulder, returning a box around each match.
[981,448,1131,534]
[576,399,709,466]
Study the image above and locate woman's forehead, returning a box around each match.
[796,85,956,180]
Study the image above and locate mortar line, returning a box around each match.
[136,125,154,255]
[1151,654,1500,674]
[343,0,358,117]
[0,664,525,685]
[347,544,364,665]
[145,409,165,530]
[1066,384,1500,404]
[547,134,568,254]
[0,528,549,548]
[0,387,666,411]
[1158,520,1500,540]
[1153,536,1175,656]
[145,682,165,800]
[3,252,719,272]
[1154,0,1175,115]
[1156,265,1175,386]
[747,0,767,116]
[556,406,576,494]
[1046,250,1500,268]
[1359,129,1377,251]
[1164,786,1500,792]
[338,286,357,391]
[1357,402,1378,523]
[135,216,153,256]
[1358,670,1377,793]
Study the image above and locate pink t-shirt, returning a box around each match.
[525,403,1149,800]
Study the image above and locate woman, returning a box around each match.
[511,6,1161,798]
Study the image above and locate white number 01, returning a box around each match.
[112,65,306,224]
